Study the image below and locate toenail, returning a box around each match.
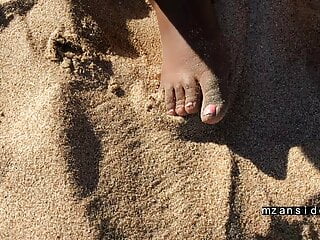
[167,109,175,115]
[203,104,216,116]
[186,102,196,108]
[176,106,186,114]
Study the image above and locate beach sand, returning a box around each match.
[0,0,320,239]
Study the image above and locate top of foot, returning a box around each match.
[152,0,234,124]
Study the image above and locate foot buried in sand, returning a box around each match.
[151,0,233,125]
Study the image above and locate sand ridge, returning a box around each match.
[1,0,320,239]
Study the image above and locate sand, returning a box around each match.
[0,0,320,239]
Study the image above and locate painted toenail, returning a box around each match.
[186,102,196,108]
[203,105,216,116]
[167,109,175,115]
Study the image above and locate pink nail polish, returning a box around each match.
[203,105,216,116]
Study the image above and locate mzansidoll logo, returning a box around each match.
[261,206,320,216]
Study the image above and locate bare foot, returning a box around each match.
[151,0,233,124]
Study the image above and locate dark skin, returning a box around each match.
[150,0,232,124]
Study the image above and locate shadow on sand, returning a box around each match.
[177,0,320,180]
[0,0,36,31]
[73,0,151,57]
[174,2,320,238]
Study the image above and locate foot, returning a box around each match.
[151,0,233,124]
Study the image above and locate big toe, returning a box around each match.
[201,103,224,124]
[200,83,227,125]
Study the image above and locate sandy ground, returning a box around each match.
[0,0,320,239]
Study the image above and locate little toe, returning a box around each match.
[174,86,187,116]
[165,87,176,116]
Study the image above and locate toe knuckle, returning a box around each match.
[166,98,175,105]
[176,99,185,105]
[184,83,192,90]
[166,100,175,108]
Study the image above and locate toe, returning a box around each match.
[202,102,219,124]
[199,74,225,125]
[165,86,176,115]
[174,86,187,116]
[184,81,200,114]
